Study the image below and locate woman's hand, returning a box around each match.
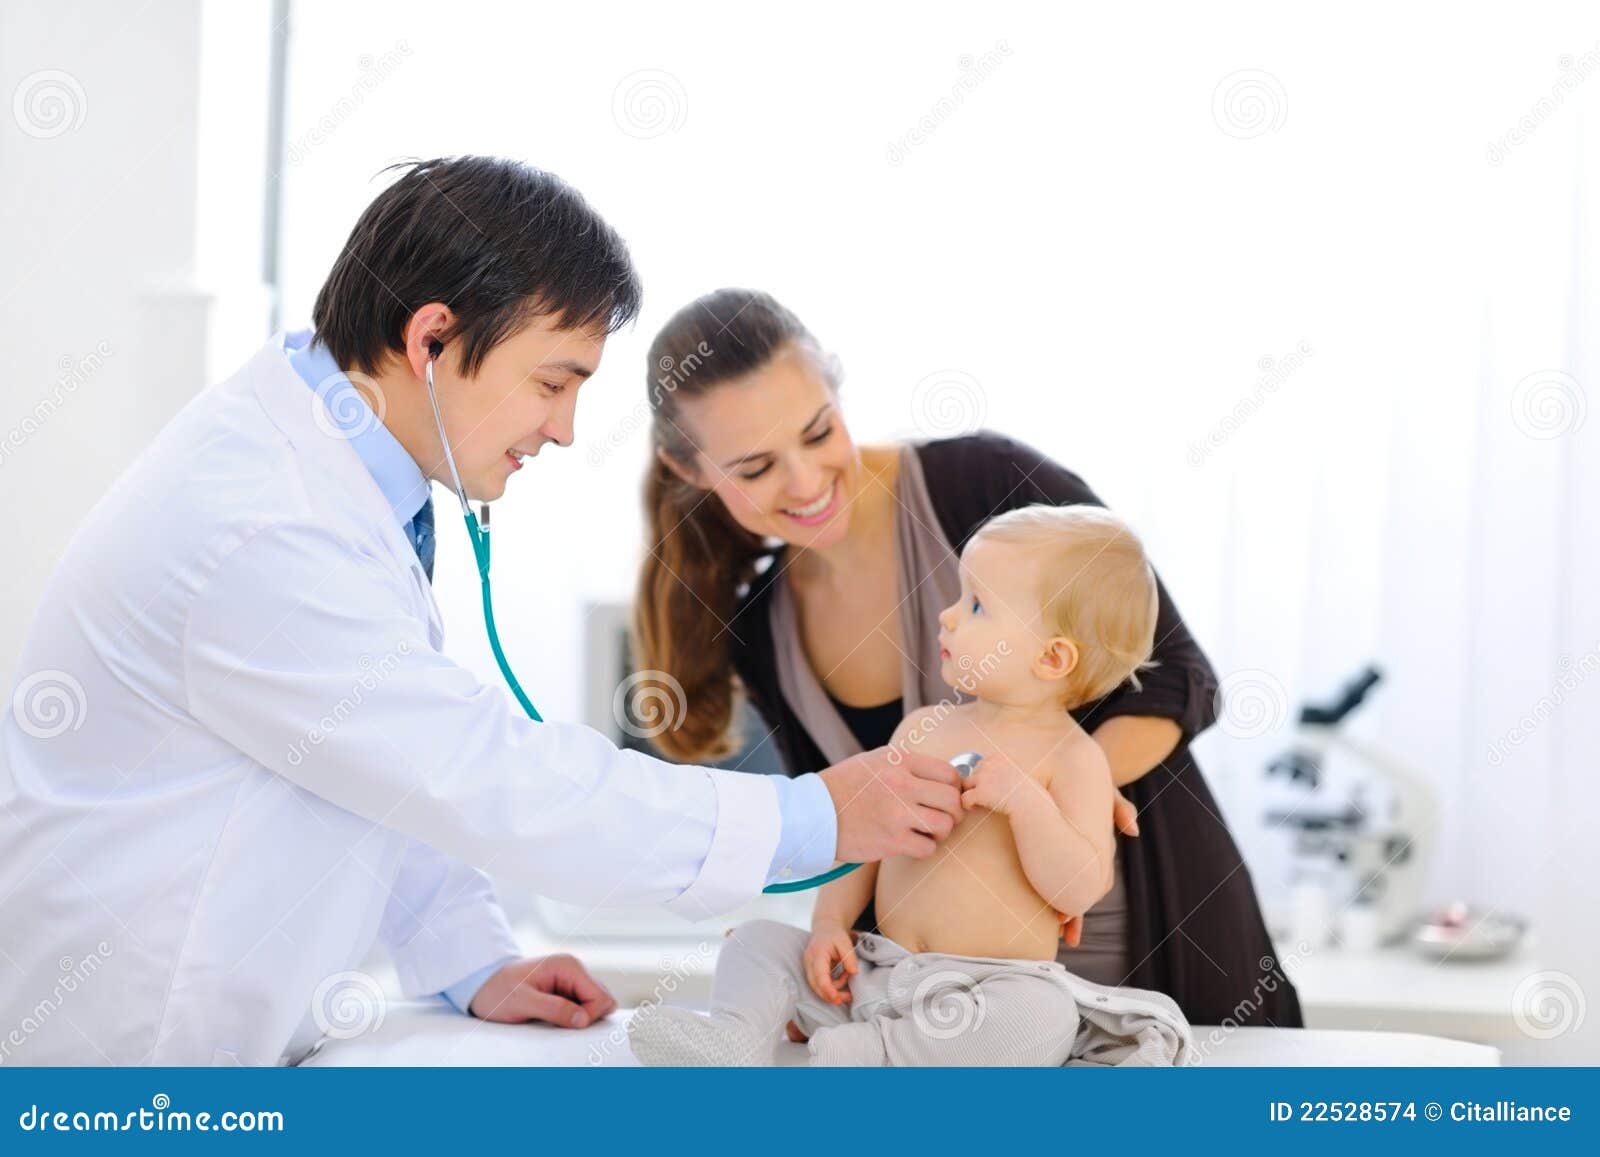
[1113,789,1140,837]
[1059,791,1138,949]
[803,922,859,1005]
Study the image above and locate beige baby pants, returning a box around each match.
[715,919,1081,1066]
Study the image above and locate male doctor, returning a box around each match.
[0,156,965,1065]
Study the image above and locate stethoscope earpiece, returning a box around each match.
[420,341,471,520]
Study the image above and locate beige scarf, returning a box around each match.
[768,444,965,767]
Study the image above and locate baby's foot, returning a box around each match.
[626,1006,779,1067]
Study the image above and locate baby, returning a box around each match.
[629,503,1159,1066]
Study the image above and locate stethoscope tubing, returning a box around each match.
[425,351,841,892]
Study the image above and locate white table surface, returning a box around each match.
[303,1001,1501,1067]
[1280,938,1539,1042]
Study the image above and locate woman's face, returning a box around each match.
[671,345,862,551]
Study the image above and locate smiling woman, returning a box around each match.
[631,287,1305,1030]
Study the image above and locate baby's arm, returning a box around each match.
[803,711,944,1005]
[804,859,878,1006]
[811,858,879,931]
[810,705,942,932]
[964,738,1116,918]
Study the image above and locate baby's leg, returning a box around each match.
[627,920,818,1066]
[808,968,1080,1067]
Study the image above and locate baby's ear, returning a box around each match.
[1032,637,1079,682]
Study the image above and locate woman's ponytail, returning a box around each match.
[629,288,827,761]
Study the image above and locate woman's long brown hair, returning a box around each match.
[631,289,832,761]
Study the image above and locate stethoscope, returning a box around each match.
[420,341,982,895]
[423,341,542,723]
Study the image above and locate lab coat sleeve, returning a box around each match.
[378,838,521,1000]
[181,521,783,921]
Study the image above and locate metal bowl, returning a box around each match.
[1411,901,1527,961]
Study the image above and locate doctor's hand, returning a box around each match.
[467,954,617,1028]
[818,747,965,863]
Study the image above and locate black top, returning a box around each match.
[730,431,1303,1029]
[825,693,903,753]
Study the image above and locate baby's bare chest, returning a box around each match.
[906,715,1060,791]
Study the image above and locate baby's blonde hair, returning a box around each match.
[971,504,1159,706]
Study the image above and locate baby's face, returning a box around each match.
[936,537,1059,701]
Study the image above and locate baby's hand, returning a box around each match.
[959,753,1049,817]
[803,923,859,1005]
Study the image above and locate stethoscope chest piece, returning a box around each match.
[949,751,985,779]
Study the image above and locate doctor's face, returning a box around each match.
[426,317,606,501]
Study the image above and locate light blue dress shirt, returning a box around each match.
[284,331,836,1016]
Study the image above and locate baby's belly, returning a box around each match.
[874,810,1063,961]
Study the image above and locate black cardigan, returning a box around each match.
[730,431,1304,1029]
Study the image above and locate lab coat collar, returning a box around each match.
[244,336,442,636]
[282,329,431,531]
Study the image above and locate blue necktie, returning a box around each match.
[412,496,435,581]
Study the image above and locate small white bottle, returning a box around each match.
[1288,870,1334,949]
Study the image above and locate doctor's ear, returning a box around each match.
[401,303,456,379]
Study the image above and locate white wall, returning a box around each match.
[2,0,198,685]
[5,0,1597,1060]
[271,1,1600,1059]
[0,0,276,687]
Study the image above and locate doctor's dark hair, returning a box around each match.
[312,156,642,376]
[632,288,838,762]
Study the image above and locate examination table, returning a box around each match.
[303,1000,1502,1067]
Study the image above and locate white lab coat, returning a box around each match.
[0,337,782,1065]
